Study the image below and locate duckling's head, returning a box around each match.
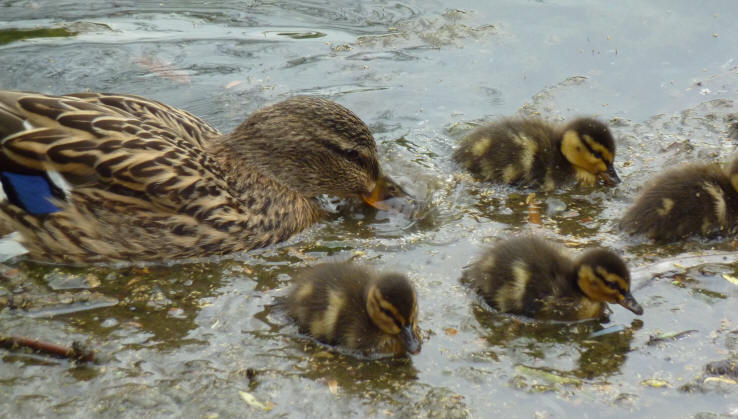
[559,118,620,187]
[575,249,643,315]
[227,96,404,208]
[366,273,421,355]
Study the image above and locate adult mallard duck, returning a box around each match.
[463,236,643,321]
[621,156,738,242]
[0,91,405,263]
[285,263,421,356]
[454,117,620,191]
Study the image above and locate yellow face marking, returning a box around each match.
[582,135,614,164]
[561,131,610,178]
[366,286,402,335]
[471,137,492,157]
[294,282,314,302]
[577,265,620,303]
[657,198,675,216]
[378,296,406,324]
[595,266,629,291]
[494,259,529,311]
[309,290,345,340]
[702,181,727,224]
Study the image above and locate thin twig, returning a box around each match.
[0,335,95,362]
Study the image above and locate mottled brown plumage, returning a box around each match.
[0,217,12,237]
[621,157,738,242]
[454,117,619,191]
[285,263,421,356]
[463,236,643,321]
[0,91,401,262]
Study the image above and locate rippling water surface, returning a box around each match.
[1,1,738,417]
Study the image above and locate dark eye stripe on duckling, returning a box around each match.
[367,286,408,333]
[581,135,613,164]
[375,288,407,324]
[381,307,403,328]
[594,266,629,293]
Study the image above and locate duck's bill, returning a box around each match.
[361,175,411,211]
[399,324,422,355]
[599,165,621,186]
[618,292,643,315]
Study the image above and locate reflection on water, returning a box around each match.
[470,302,638,382]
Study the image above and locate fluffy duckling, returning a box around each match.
[463,236,643,321]
[285,263,421,356]
[454,117,620,191]
[621,157,738,242]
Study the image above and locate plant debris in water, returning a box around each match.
[647,330,698,345]
[0,27,76,45]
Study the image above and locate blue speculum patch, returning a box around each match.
[0,171,62,214]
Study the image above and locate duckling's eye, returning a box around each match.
[602,279,624,293]
[380,307,404,328]
[592,150,603,159]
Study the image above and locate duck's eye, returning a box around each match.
[593,150,603,159]
[346,149,361,161]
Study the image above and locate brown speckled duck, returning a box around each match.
[454,117,620,191]
[463,236,643,321]
[0,91,404,263]
[285,263,421,356]
[621,156,738,242]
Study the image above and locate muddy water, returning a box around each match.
[1,1,738,417]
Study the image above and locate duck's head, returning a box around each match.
[729,155,738,193]
[228,96,405,208]
[560,118,620,187]
[575,249,643,315]
[366,273,422,355]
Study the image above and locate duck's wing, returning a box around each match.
[66,92,220,148]
[0,90,235,217]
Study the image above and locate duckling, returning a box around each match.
[0,91,406,262]
[621,157,738,242]
[285,263,421,356]
[463,236,643,321]
[454,117,620,191]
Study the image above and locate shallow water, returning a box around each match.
[1,1,738,417]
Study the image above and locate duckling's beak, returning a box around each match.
[399,324,422,355]
[618,292,643,315]
[361,175,410,211]
[599,164,621,187]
